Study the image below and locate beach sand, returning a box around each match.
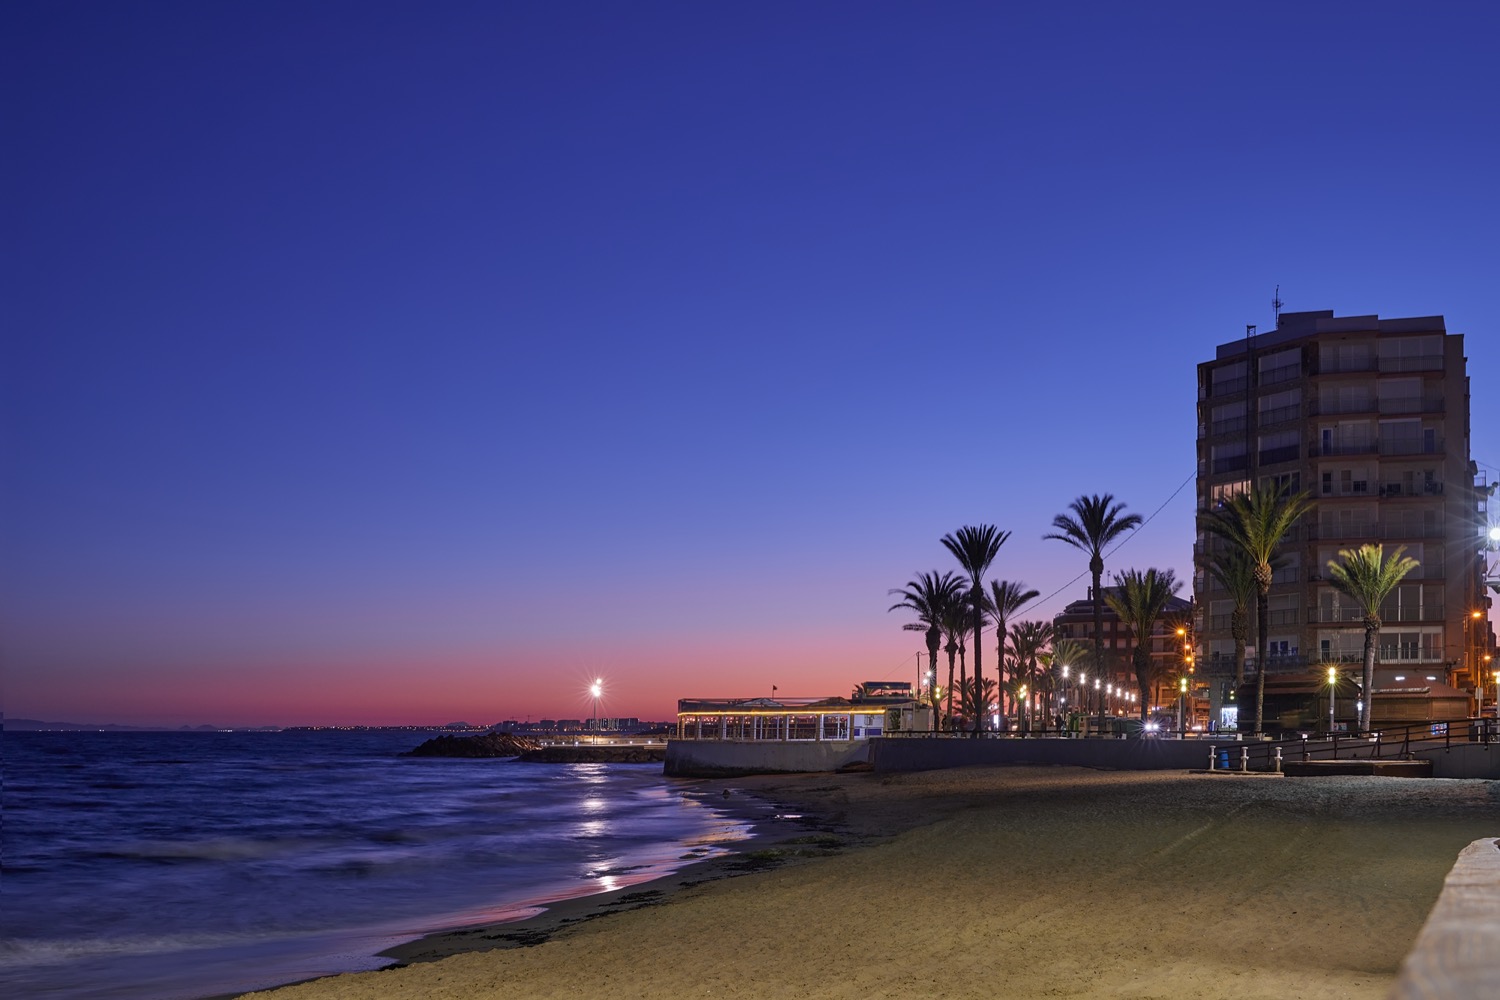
[245,767,1500,999]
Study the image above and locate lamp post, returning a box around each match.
[590,679,602,733]
[1178,676,1188,737]
[1327,666,1337,733]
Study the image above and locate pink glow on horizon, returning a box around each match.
[10,631,923,728]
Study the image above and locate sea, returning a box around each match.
[2,729,757,999]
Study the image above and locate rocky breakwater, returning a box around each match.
[404,732,541,757]
[403,732,666,764]
[517,744,666,764]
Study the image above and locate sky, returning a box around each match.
[4,1,1498,727]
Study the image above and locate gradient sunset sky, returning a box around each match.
[6,2,1498,727]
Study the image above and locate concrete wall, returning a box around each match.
[870,736,1216,772]
[1393,838,1500,999]
[1415,743,1500,779]
[663,739,870,777]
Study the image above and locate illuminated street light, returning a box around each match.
[1327,666,1338,733]
[590,678,603,731]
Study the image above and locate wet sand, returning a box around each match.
[244,767,1500,999]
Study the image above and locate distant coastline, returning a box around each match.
[3,718,478,733]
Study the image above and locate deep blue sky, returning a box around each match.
[5,2,1497,725]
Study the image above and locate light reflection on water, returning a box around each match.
[3,731,753,1000]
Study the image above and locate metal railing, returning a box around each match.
[1204,718,1495,773]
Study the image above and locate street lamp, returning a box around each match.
[1179,676,1188,737]
[590,678,603,732]
[1326,666,1338,733]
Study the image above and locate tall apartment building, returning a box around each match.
[1194,310,1490,718]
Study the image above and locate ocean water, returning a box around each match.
[2,730,752,999]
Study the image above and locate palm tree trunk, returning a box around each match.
[971,592,984,738]
[995,623,1006,730]
[1135,646,1151,723]
[1091,566,1104,736]
[1254,588,1270,735]
[1361,621,1378,733]
[945,647,957,729]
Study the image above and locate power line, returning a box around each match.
[1015,468,1198,620]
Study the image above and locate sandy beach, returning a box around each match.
[245,767,1500,999]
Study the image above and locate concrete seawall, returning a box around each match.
[1393,838,1500,999]
[664,739,870,777]
[871,736,1214,772]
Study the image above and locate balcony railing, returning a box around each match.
[1378,395,1445,415]
[1210,416,1247,437]
[1257,404,1301,426]
[1213,455,1248,474]
[1381,521,1445,540]
[1315,357,1377,374]
[1258,445,1300,466]
[1310,441,1378,457]
[1379,436,1443,456]
[1266,608,1300,626]
[1321,483,1373,497]
[1378,355,1444,373]
[1378,481,1444,498]
[1307,607,1365,624]
[1375,644,1444,662]
[1312,522,1377,540]
[1211,376,1248,396]
[1308,398,1375,416]
[1259,363,1302,386]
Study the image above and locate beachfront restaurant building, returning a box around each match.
[675,692,921,742]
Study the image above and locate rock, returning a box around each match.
[403,732,541,758]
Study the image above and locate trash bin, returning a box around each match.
[1218,750,1230,770]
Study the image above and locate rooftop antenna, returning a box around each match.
[1272,285,1284,327]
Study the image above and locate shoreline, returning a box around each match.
[372,776,836,968]
[246,766,1500,999]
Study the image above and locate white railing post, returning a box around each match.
[1208,746,1217,770]
[1239,746,1249,772]
[1274,747,1283,773]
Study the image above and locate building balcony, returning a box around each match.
[1307,605,1446,625]
[1259,363,1302,386]
[1308,399,1376,417]
[1257,404,1302,426]
[1309,523,1378,541]
[1258,445,1300,466]
[1207,416,1247,437]
[1378,481,1444,498]
[1378,355,1445,374]
[1378,395,1445,415]
[1313,359,1378,375]
[1380,522,1446,540]
[1310,442,1378,457]
[1379,436,1444,456]
[1212,456,1249,474]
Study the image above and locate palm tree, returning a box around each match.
[939,597,971,729]
[958,676,998,730]
[1043,637,1090,730]
[988,579,1039,731]
[941,525,1011,737]
[1045,495,1142,731]
[1204,547,1259,691]
[1199,484,1312,735]
[1326,543,1419,732]
[1008,620,1053,732]
[1104,569,1182,722]
[889,571,967,731]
